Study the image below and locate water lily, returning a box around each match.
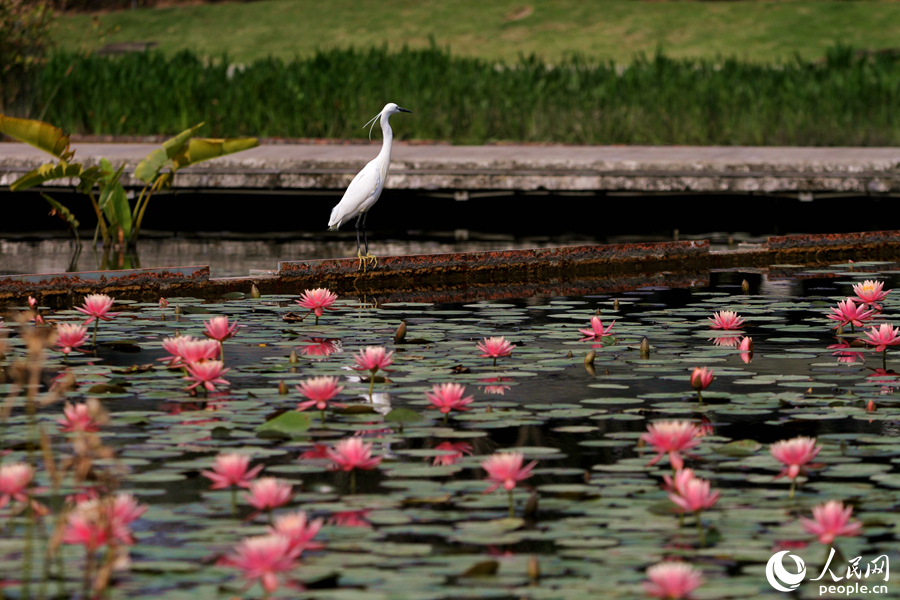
[269,510,324,553]
[578,315,615,341]
[75,293,119,345]
[0,463,33,509]
[689,367,714,401]
[864,323,900,368]
[296,376,346,424]
[223,534,301,595]
[643,561,703,599]
[57,402,102,433]
[771,436,821,498]
[327,437,382,494]
[800,500,862,545]
[827,298,874,331]
[295,288,338,324]
[184,360,230,392]
[852,279,889,311]
[425,383,475,424]
[352,346,394,401]
[203,315,239,359]
[482,451,537,517]
[245,477,293,515]
[202,453,263,490]
[641,421,702,470]
[477,336,514,367]
[55,323,88,356]
[738,336,753,364]
[665,468,720,547]
[708,310,744,330]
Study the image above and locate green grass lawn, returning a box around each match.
[50,0,900,64]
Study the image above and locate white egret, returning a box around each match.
[328,102,412,271]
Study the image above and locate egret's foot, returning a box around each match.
[363,253,378,270]
[356,250,368,273]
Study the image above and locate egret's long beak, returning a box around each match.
[398,107,412,113]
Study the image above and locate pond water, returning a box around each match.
[2,264,899,599]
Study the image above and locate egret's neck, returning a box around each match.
[377,113,394,177]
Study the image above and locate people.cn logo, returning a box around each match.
[766,551,807,592]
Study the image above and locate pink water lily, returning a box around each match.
[432,441,473,466]
[245,477,293,511]
[864,323,900,352]
[296,376,346,423]
[477,336,515,366]
[482,451,537,517]
[708,310,745,330]
[738,336,753,364]
[75,294,119,325]
[184,360,230,392]
[667,471,720,513]
[55,323,88,355]
[771,436,821,497]
[690,367,714,392]
[269,510,324,553]
[328,437,382,494]
[426,383,475,423]
[827,298,874,330]
[643,561,703,599]
[327,438,382,472]
[801,500,862,545]
[223,534,301,594]
[352,346,394,400]
[852,279,890,311]
[296,288,338,324]
[58,402,101,433]
[204,315,239,342]
[202,453,263,490]
[75,293,119,345]
[578,316,615,341]
[0,463,33,509]
[641,420,702,470]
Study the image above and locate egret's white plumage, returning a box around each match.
[328,102,411,270]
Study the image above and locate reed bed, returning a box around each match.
[33,45,900,145]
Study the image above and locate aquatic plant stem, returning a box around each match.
[789,478,796,499]
[507,490,515,518]
[230,487,238,518]
[350,470,357,495]
[493,357,497,368]
[695,512,706,547]
[368,374,376,402]
[883,349,887,371]
[92,320,99,347]
[320,409,327,427]
[696,390,703,403]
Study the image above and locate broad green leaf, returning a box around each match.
[0,115,74,160]
[133,123,204,183]
[10,162,92,192]
[171,137,259,170]
[384,408,424,425]
[256,411,311,438]
[42,194,80,233]
[98,159,132,237]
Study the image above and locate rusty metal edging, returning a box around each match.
[3,232,900,305]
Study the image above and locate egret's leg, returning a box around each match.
[355,214,367,272]
[361,211,377,269]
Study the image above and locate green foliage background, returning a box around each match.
[35,45,900,146]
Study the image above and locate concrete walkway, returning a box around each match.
[1,142,899,194]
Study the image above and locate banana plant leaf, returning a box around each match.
[0,115,74,161]
[98,158,132,239]
[133,123,204,184]
[43,193,80,237]
[10,162,102,192]
[171,137,259,170]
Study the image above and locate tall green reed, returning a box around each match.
[33,44,900,146]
